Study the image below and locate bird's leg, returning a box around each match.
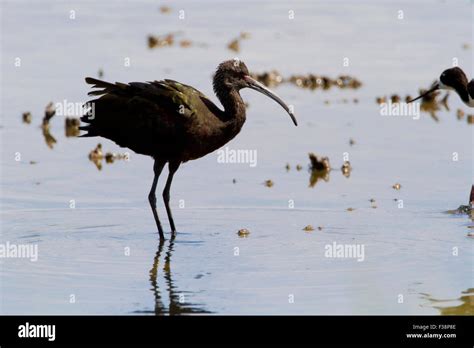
[163,161,181,234]
[149,159,166,239]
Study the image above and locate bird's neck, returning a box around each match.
[454,84,470,106]
[216,87,247,130]
[466,80,474,107]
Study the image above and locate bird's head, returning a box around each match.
[213,59,297,126]
[408,67,468,103]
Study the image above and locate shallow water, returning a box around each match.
[0,0,473,315]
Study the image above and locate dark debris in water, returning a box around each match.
[227,32,251,53]
[227,39,240,52]
[237,228,250,237]
[341,161,351,178]
[377,85,452,121]
[251,71,362,91]
[148,32,206,50]
[308,153,331,188]
[250,71,283,88]
[392,183,401,190]
[22,112,32,124]
[159,5,171,14]
[41,124,56,149]
[39,102,58,149]
[43,102,56,126]
[148,34,174,49]
[88,143,128,170]
[309,169,330,188]
[309,153,330,172]
[65,117,80,137]
[323,98,359,105]
[263,179,274,188]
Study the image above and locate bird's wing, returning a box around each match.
[80,78,214,156]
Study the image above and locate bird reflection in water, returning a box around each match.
[148,234,209,315]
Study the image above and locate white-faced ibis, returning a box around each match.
[80,59,297,239]
[408,67,474,107]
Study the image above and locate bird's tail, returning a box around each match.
[85,77,128,96]
[85,77,116,89]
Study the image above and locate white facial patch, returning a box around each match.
[438,80,453,90]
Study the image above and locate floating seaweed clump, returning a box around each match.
[88,143,128,170]
[303,225,322,232]
[250,71,362,91]
[309,153,330,172]
[308,153,331,187]
[250,71,284,88]
[290,74,362,90]
[227,39,240,52]
[376,83,451,121]
[263,179,274,188]
[159,6,171,13]
[65,117,80,137]
[41,102,57,149]
[148,34,174,49]
[148,33,202,50]
[22,112,32,124]
[341,161,351,178]
[237,228,250,237]
[43,102,56,126]
[227,32,251,53]
[179,40,192,48]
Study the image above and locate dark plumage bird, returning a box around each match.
[409,67,474,107]
[80,60,297,239]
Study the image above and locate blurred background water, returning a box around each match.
[0,0,472,314]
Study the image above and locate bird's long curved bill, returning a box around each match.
[244,76,297,126]
[407,84,439,103]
